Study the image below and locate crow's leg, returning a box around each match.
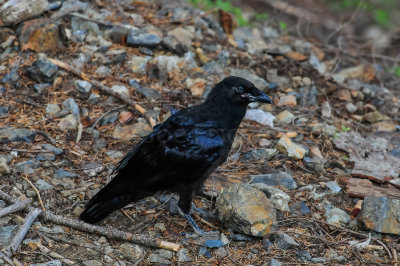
[178,192,218,236]
[177,207,207,235]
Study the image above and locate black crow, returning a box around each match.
[79,76,272,234]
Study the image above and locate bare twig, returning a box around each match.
[5,208,42,257]
[90,105,126,130]
[0,189,180,251]
[39,211,180,251]
[0,199,31,218]
[47,58,156,127]
[0,251,15,266]
[22,175,45,211]
[76,123,83,143]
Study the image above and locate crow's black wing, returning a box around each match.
[79,112,227,223]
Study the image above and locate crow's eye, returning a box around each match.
[234,86,245,94]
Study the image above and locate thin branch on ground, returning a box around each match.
[0,189,180,251]
[22,175,45,211]
[0,199,31,218]
[0,251,15,266]
[5,208,42,257]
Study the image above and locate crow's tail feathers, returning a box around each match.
[79,186,132,224]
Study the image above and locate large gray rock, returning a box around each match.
[216,183,277,237]
[358,196,400,235]
[0,0,48,25]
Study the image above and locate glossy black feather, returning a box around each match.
[79,76,272,224]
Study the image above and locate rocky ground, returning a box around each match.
[0,0,400,265]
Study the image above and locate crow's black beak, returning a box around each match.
[249,89,272,104]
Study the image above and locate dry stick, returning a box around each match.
[0,199,31,218]
[47,58,156,128]
[22,175,45,211]
[0,251,15,266]
[40,212,180,251]
[0,190,180,251]
[5,208,42,257]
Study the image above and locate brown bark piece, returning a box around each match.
[334,131,400,182]
[345,178,400,200]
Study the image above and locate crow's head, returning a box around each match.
[208,76,272,105]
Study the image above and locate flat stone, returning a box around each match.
[250,172,297,190]
[55,169,79,179]
[46,104,61,115]
[270,232,299,250]
[74,80,92,93]
[110,85,129,98]
[148,249,173,264]
[230,68,269,91]
[36,179,53,190]
[326,181,341,194]
[163,27,194,55]
[148,55,187,82]
[127,32,161,48]
[275,110,295,125]
[245,109,275,127]
[362,111,390,123]
[277,95,297,107]
[95,66,112,77]
[36,152,56,161]
[346,102,357,113]
[276,137,306,160]
[27,58,58,83]
[310,123,336,136]
[186,78,206,97]
[0,0,48,25]
[15,160,40,175]
[303,157,325,173]
[334,89,352,102]
[58,114,78,130]
[177,248,193,262]
[42,144,63,155]
[113,123,152,140]
[204,239,224,248]
[358,196,400,235]
[105,49,127,64]
[247,148,277,161]
[374,121,397,132]
[0,128,36,143]
[119,243,144,260]
[216,183,277,237]
[128,55,151,74]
